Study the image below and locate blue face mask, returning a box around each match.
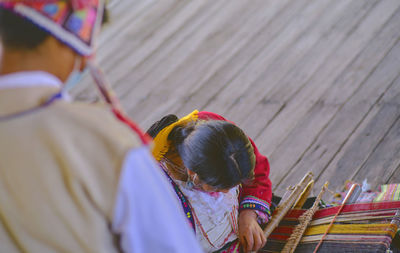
[63,58,86,91]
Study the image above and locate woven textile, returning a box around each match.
[332,183,400,205]
[375,185,400,202]
[261,201,400,253]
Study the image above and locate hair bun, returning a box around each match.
[146,114,178,138]
[168,122,196,146]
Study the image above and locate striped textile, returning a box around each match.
[375,185,400,202]
[261,201,400,253]
[332,183,400,205]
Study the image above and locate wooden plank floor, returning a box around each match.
[74,0,400,196]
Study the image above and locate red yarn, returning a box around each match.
[112,108,152,145]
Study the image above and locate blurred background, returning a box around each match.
[72,0,400,196]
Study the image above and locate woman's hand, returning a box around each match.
[238,210,267,252]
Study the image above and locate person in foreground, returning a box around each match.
[147,110,273,252]
[0,1,202,252]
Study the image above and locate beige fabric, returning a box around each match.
[0,87,141,253]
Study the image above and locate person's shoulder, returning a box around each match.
[49,101,143,150]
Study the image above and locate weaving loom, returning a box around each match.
[261,175,400,253]
[262,201,400,252]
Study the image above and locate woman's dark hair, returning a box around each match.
[147,115,256,189]
[147,114,179,138]
[0,8,50,49]
[0,6,109,50]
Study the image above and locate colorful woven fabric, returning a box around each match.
[0,0,104,55]
[214,240,240,253]
[375,184,400,202]
[331,183,400,205]
[261,201,400,253]
[239,195,271,221]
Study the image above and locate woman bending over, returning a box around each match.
[147,110,273,252]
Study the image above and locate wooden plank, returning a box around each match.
[255,0,399,158]
[320,80,400,191]
[72,0,183,98]
[352,109,400,189]
[107,0,139,17]
[115,0,231,113]
[200,0,333,115]
[220,0,352,117]
[223,0,355,138]
[271,7,400,191]
[164,0,309,118]
[224,0,378,140]
[102,0,189,73]
[350,76,400,187]
[274,37,400,194]
[387,131,400,183]
[317,75,400,191]
[124,0,287,127]
[249,0,379,148]
[109,0,213,84]
[97,0,158,60]
[76,0,216,101]
[123,0,252,121]
[388,164,400,184]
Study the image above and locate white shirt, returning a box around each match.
[0,71,203,253]
[176,181,239,252]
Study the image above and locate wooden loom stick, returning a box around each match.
[294,180,314,209]
[264,172,314,238]
[281,182,329,253]
[312,183,360,253]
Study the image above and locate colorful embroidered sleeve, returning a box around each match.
[197,111,273,219]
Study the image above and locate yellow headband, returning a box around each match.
[152,110,199,161]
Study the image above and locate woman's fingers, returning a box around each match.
[253,227,267,251]
[239,234,246,252]
[240,236,247,252]
[242,230,254,252]
[240,227,267,252]
[238,210,267,252]
[252,229,263,251]
[261,231,267,248]
[246,231,254,252]
[239,230,247,252]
